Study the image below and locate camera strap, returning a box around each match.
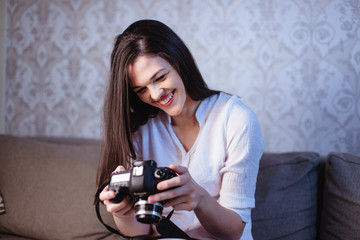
[94,180,192,239]
[94,179,129,237]
[155,209,192,239]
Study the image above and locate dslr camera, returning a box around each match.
[108,160,177,224]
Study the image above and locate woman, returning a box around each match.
[97,19,265,240]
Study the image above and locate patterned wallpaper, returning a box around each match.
[4,0,360,156]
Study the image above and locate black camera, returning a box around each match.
[108,160,177,224]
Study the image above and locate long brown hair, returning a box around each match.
[97,19,219,186]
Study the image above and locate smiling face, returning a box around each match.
[128,55,191,117]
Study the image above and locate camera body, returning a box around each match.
[108,160,176,224]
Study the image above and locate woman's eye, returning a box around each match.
[136,87,146,94]
[135,72,168,94]
[155,73,167,82]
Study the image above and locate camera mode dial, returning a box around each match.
[154,168,165,179]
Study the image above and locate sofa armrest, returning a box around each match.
[0,135,121,240]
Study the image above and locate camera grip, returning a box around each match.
[109,188,128,203]
[110,194,124,203]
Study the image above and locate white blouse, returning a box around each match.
[133,92,265,240]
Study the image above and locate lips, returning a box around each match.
[159,90,175,107]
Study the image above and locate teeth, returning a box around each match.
[159,92,173,105]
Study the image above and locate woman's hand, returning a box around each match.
[99,165,150,236]
[147,164,208,211]
[148,164,245,240]
[99,166,134,217]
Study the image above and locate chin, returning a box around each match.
[165,108,182,117]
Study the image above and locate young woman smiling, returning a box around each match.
[97,19,265,240]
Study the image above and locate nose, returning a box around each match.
[148,84,163,102]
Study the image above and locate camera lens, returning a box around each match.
[154,168,165,179]
[134,199,163,224]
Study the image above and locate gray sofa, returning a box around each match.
[0,134,359,239]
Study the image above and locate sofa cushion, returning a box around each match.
[319,152,360,240]
[0,135,120,240]
[252,152,321,240]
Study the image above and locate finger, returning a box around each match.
[169,164,189,175]
[99,186,116,201]
[149,183,193,203]
[114,197,133,215]
[113,165,126,173]
[113,197,134,216]
[165,195,196,211]
[157,174,190,191]
[148,189,171,203]
[105,196,133,215]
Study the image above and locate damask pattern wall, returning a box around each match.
[4,0,360,156]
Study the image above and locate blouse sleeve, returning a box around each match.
[218,99,265,223]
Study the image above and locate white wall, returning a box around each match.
[0,0,5,134]
[4,0,360,156]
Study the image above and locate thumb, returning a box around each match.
[113,165,126,173]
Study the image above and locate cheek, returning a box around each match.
[178,82,186,97]
[137,94,146,102]
[137,93,151,104]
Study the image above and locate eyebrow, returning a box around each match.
[131,68,166,90]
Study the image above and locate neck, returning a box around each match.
[171,98,200,128]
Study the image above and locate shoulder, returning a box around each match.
[199,92,260,135]
[218,93,263,139]
[197,92,257,124]
[219,93,265,153]
[215,92,257,123]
